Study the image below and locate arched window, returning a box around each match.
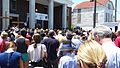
[108,4,111,9]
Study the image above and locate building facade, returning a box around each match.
[72,0,114,30]
[0,0,73,30]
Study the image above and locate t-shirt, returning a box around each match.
[27,43,47,62]
[0,52,21,68]
[41,37,60,61]
[16,38,28,53]
[114,36,120,47]
[0,37,6,53]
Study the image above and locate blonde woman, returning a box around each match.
[77,40,107,68]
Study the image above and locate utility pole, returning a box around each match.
[115,0,117,22]
[93,0,97,28]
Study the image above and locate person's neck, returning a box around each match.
[6,48,14,53]
[101,38,112,44]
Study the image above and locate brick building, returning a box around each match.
[0,0,73,30]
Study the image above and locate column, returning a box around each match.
[29,0,35,28]
[62,4,67,29]
[2,0,10,30]
[48,0,54,29]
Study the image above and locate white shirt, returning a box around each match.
[27,43,47,62]
[102,41,120,68]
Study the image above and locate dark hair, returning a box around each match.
[20,28,27,37]
[48,30,55,37]
[66,31,73,40]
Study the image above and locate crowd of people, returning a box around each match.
[0,25,120,68]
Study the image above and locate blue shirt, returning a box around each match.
[0,51,21,68]
[58,53,78,68]
[102,41,120,68]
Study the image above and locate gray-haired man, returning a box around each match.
[92,25,120,68]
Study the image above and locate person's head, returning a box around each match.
[20,28,27,37]
[92,25,112,44]
[6,41,17,51]
[1,31,8,39]
[48,30,55,37]
[60,40,76,53]
[66,31,73,40]
[32,33,41,48]
[77,40,107,68]
[115,30,120,36]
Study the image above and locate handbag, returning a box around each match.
[31,44,52,68]
[39,45,52,68]
[38,58,52,68]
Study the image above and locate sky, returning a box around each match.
[72,0,120,21]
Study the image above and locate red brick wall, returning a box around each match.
[36,3,48,14]
[0,0,2,16]
[67,7,72,29]
[17,0,28,21]
[10,0,29,22]
[54,5,62,29]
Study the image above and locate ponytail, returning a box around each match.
[33,43,37,48]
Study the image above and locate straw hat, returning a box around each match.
[60,40,76,51]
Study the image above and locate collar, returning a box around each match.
[5,48,14,53]
[64,52,71,56]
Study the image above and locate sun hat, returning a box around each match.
[60,40,76,51]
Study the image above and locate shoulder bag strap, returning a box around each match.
[40,45,43,59]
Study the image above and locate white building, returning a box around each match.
[72,0,116,30]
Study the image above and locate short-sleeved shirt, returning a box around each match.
[27,43,47,62]
[41,37,59,61]
[114,36,120,47]
[0,51,21,68]
[102,41,120,68]
[16,37,28,53]
[58,53,78,68]
[0,37,6,53]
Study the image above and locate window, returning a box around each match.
[96,13,98,23]
[111,14,113,22]
[78,9,81,13]
[108,4,111,9]
[77,13,81,23]
[93,13,98,23]
[10,0,17,10]
[73,9,78,13]
[105,13,108,22]
[108,13,110,22]
[67,8,70,16]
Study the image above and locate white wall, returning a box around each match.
[72,1,114,28]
